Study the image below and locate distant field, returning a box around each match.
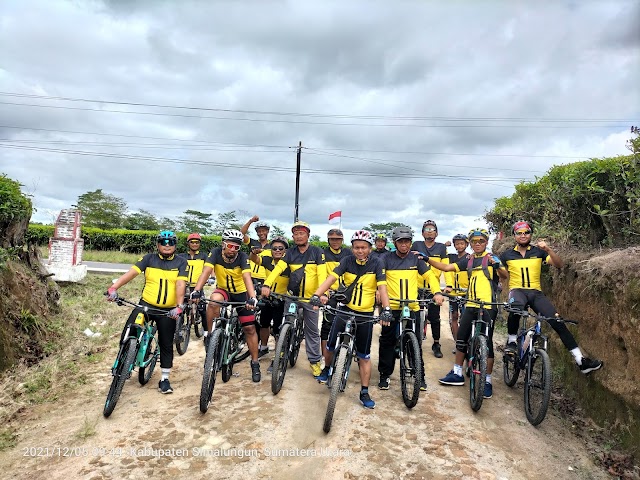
[38,246,140,264]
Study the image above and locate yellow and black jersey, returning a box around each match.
[256,256,289,295]
[264,246,327,300]
[332,256,386,313]
[133,253,188,308]
[324,246,352,290]
[370,249,389,261]
[178,251,208,287]
[452,252,499,309]
[410,241,448,289]
[247,238,270,280]
[500,245,550,291]
[204,248,251,294]
[445,252,469,295]
[382,253,441,311]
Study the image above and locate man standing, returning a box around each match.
[371,233,389,260]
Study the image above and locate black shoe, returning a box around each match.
[579,358,603,375]
[432,343,443,358]
[378,376,390,390]
[251,361,261,382]
[505,342,517,354]
[158,379,173,394]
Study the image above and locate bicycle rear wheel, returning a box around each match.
[469,336,487,412]
[138,326,158,385]
[503,349,520,387]
[174,314,191,355]
[290,314,304,367]
[271,322,292,394]
[524,348,551,426]
[400,331,422,409]
[199,329,222,413]
[104,338,137,418]
[323,345,349,433]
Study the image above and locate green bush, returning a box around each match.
[0,174,32,224]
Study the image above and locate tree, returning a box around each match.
[309,234,321,242]
[180,209,213,234]
[212,211,240,235]
[159,217,179,232]
[124,210,161,231]
[361,222,412,238]
[74,189,127,229]
[270,225,287,239]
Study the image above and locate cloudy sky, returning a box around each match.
[1,0,638,245]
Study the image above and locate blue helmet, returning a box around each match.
[157,230,177,243]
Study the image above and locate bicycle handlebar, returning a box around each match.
[505,307,578,325]
[323,305,380,323]
[200,298,248,307]
[105,295,171,316]
[266,292,310,302]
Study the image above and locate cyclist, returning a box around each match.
[378,226,444,392]
[319,229,353,382]
[444,234,470,344]
[106,230,188,394]
[411,220,449,358]
[249,235,290,373]
[500,220,603,374]
[178,232,209,329]
[310,230,393,409]
[191,229,261,382]
[426,228,507,399]
[371,233,389,260]
[261,221,327,378]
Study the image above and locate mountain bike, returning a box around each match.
[174,289,205,355]
[199,299,251,413]
[322,306,378,433]
[503,307,577,426]
[388,298,424,408]
[269,293,306,395]
[103,297,162,418]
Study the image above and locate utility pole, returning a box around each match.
[293,141,302,222]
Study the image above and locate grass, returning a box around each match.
[74,414,99,440]
[0,429,18,450]
[38,246,142,265]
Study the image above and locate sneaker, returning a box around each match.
[251,361,261,382]
[420,378,427,391]
[310,361,323,377]
[483,382,493,399]
[158,379,173,394]
[378,375,390,390]
[579,358,603,375]
[267,361,274,374]
[359,391,375,409]
[439,370,465,386]
[258,347,269,358]
[432,343,443,358]
[505,342,517,354]
[316,366,330,384]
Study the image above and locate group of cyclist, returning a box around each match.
[105,216,602,405]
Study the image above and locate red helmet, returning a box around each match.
[187,233,202,242]
[512,221,533,234]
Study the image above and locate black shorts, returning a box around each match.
[326,307,374,359]
[213,289,255,326]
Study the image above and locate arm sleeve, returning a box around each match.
[264,258,288,287]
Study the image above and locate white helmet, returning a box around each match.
[222,229,244,245]
[350,230,374,246]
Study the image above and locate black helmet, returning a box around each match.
[270,236,289,249]
[452,233,469,243]
[391,226,413,242]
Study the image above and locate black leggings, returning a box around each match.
[457,307,496,359]
[123,300,176,369]
[378,309,424,378]
[507,289,578,351]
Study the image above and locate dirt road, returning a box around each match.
[0,308,610,480]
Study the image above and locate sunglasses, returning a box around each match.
[271,246,286,251]
[423,228,436,232]
[328,237,343,241]
[470,239,487,245]
[223,242,241,251]
[515,231,532,236]
[158,239,177,246]
[188,240,201,244]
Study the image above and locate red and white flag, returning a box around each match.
[328,211,342,224]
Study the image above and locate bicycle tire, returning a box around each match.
[103,338,137,418]
[400,331,422,409]
[503,349,520,387]
[524,348,552,426]
[175,314,191,355]
[323,345,349,433]
[221,357,233,382]
[418,309,426,342]
[290,313,304,367]
[199,328,222,413]
[138,327,158,385]
[469,335,487,412]
[271,322,293,395]
[193,310,205,338]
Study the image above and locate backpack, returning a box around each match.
[467,253,501,302]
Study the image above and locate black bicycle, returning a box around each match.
[199,299,251,413]
[268,293,306,395]
[174,289,205,355]
[103,297,162,417]
[503,307,577,426]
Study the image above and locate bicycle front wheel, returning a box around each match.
[290,314,304,367]
[469,336,487,412]
[524,348,551,426]
[503,348,520,387]
[400,331,422,409]
[323,345,349,433]
[199,329,222,413]
[271,322,293,394]
[104,338,137,418]
[138,326,158,385]
[175,314,191,355]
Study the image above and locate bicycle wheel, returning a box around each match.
[174,314,191,355]
[138,326,158,385]
[400,331,422,409]
[524,348,552,426]
[271,322,292,395]
[469,336,487,412]
[290,313,304,367]
[503,349,520,387]
[221,356,234,383]
[199,329,222,413]
[323,345,349,433]
[103,338,137,418]
[193,310,205,338]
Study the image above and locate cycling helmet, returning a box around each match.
[157,230,177,243]
[468,228,490,240]
[422,220,438,231]
[270,236,289,249]
[187,232,202,241]
[375,233,388,242]
[351,230,374,245]
[391,226,413,242]
[222,229,244,245]
[254,221,270,231]
[291,221,310,233]
[452,233,468,243]
[327,228,344,238]
[512,220,533,234]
